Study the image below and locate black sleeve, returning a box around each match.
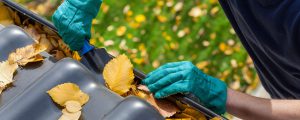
[256,0,283,7]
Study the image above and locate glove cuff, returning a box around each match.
[192,75,227,115]
[66,0,102,18]
[206,76,227,114]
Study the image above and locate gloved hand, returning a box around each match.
[52,0,102,51]
[142,61,227,114]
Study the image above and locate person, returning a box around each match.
[53,0,300,119]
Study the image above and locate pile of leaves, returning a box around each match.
[0,3,81,61]
[103,54,221,120]
[0,43,46,93]
[0,4,48,93]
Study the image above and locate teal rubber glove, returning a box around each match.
[52,0,102,51]
[142,61,227,114]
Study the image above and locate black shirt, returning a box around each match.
[219,0,300,99]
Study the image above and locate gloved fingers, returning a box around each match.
[52,1,76,37]
[154,80,190,99]
[147,61,189,76]
[147,72,184,93]
[143,67,185,85]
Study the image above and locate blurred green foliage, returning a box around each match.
[15,0,259,93]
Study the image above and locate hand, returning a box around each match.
[142,61,227,114]
[52,0,102,51]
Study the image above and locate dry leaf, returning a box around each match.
[146,93,179,118]
[53,50,65,60]
[0,61,18,93]
[47,83,89,106]
[58,40,72,57]
[0,5,14,26]
[136,85,180,118]
[103,54,134,95]
[182,108,206,120]
[24,24,41,43]
[166,118,192,120]
[59,109,81,120]
[210,117,221,120]
[72,52,81,61]
[12,11,21,25]
[137,84,150,93]
[174,113,198,120]
[48,37,59,48]
[8,44,46,66]
[39,34,54,52]
[65,100,82,113]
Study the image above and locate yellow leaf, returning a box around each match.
[0,61,18,93]
[72,52,82,61]
[196,61,209,69]
[135,14,146,23]
[47,83,89,106]
[116,26,127,36]
[219,43,227,52]
[182,108,206,120]
[0,5,14,26]
[8,44,46,66]
[166,119,191,120]
[210,117,222,120]
[103,54,134,95]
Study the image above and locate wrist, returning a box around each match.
[193,75,227,114]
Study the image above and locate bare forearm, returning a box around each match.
[226,88,300,120]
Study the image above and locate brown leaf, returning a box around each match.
[136,85,180,118]
[24,24,41,43]
[57,40,72,57]
[53,50,65,60]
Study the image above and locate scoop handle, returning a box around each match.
[79,39,94,56]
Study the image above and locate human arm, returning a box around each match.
[52,0,102,51]
[227,88,300,120]
[143,61,300,119]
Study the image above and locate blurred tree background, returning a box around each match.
[14,0,259,93]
